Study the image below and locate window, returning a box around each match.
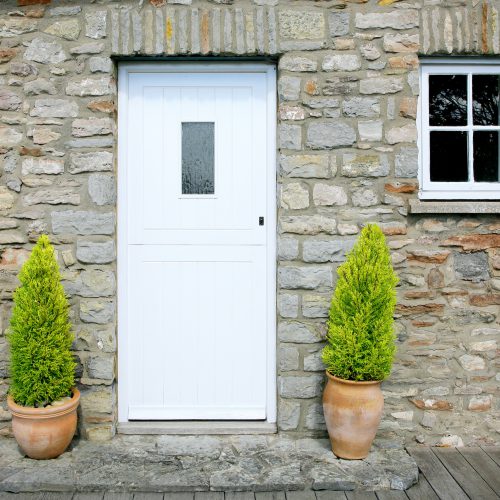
[420,60,500,199]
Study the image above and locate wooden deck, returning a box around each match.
[0,447,498,500]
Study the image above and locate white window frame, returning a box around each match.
[419,58,500,200]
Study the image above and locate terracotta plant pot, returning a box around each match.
[323,371,383,460]
[7,388,80,460]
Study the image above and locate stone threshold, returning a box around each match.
[118,421,277,435]
[0,435,418,493]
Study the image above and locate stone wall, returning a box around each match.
[0,0,498,446]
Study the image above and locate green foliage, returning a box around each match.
[8,234,75,407]
[322,224,398,381]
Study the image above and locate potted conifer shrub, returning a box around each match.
[7,234,79,460]
[322,224,398,460]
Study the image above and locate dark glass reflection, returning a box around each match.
[430,131,468,182]
[182,122,215,195]
[474,131,500,182]
[429,75,467,126]
[473,75,500,125]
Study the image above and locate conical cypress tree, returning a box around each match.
[322,224,398,381]
[8,234,75,407]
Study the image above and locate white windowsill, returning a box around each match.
[117,421,278,435]
[410,199,500,214]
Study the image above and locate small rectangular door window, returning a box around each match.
[181,122,215,195]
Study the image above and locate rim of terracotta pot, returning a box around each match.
[326,371,382,386]
[7,388,80,419]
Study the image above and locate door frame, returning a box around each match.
[117,62,277,424]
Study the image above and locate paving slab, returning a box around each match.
[0,436,417,493]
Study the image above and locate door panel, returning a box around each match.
[119,65,275,421]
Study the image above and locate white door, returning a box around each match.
[118,64,276,422]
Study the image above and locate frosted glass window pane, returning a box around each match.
[182,122,215,195]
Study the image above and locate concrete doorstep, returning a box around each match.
[0,435,418,493]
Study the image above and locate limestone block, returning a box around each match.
[278,266,332,290]
[76,240,116,264]
[306,122,356,149]
[52,210,115,235]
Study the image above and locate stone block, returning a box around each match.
[279,124,302,150]
[278,76,301,101]
[87,354,115,380]
[278,238,299,261]
[306,122,356,149]
[279,11,325,40]
[343,97,380,118]
[454,252,490,282]
[329,12,349,37]
[278,322,322,344]
[278,400,300,430]
[88,174,116,206]
[23,187,80,206]
[358,120,383,142]
[322,54,361,72]
[458,354,486,371]
[280,215,336,235]
[22,157,64,175]
[383,33,420,53]
[89,57,113,73]
[30,98,78,118]
[24,37,67,64]
[281,183,309,210]
[278,346,299,371]
[305,403,326,430]
[341,153,389,177]
[72,118,113,137]
[66,77,113,96]
[302,295,329,318]
[355,11,419,30]
[312,184,347,206]
[352,188,379,207]
[44,19,81,40]
[280,154,330,178]
[360,77,404,95]
[80,299,115,324]
[395,147,418,178]
[76,240,116,264]
[80,388,114,414]
[52,211,115,235]
[64,269,116,298]
[86,11,107,39]
[278,266,332,290]
[303,240,345,263]
[386,124,417,144]
[69,152,113,173]
[279,375,323,398]
[0,90,22,111]
[279,55,317,72]
[278,294,299,319]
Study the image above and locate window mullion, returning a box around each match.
[467,72,474,184]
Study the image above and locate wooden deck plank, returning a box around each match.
[482,446,500,467]
[345,493,378,500]
[375,492,408,500]
[432,447,498,500]
[286,492,316,500]
[255,493,286,500]
[406,447,468,500]
[315,492,347,500]
[458,446,500,493]
[225,493,255,500]
[405,475,439,500]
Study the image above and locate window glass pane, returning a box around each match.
[182,122,215,195]
[473,74,500,125]
[429,75,467,126]
[430,131,468,182]
[474,131,500,182]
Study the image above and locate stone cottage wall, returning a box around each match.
[0,0,498,446]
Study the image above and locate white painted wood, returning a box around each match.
[419,59,500,199]
[118,63,276,423]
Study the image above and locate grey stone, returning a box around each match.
[306,122,356,149]
[323,54,361,72]
[343,97,380,118]
[279,55,317,72]
[76,240,116,264]
[278,401,300,430]
[359,120,383,142]
[278,322,322,344]
[342,153,389,177]
[281,183,309,209]
[24,188,80,206]
[303,240,344,263]
[384,33,420,53]
[313,184,347,206]
[360,43,381,61]
[70,42,105,55]
[52,211,115,235]
[80,299,115,324]
[304,350,325,372]
[278,346,299,371]
[22,157,64,175]
[458,354,486,371]
[24,78,57,96]
[80,388,113,414]
[88,174,116,206]
[280,154,330,178]
[0,89,22,111]
[278,294,299,319]
[279,10,325,40]
[44,19,81,41]
[454,252,490,282]
[395,147,418,178]
[329,12,349,37]
[30,98,78,118]
[86,11,107,39]
[352,188,379,207]
[279,375,323,398]
[278,76,301,101]
[69,152,113,173]
[66,138,114,149]
[278,266,332,290]
[66,77,112,96]
[89,57,112,73]
[305,403,326,430]
[64,269,116,298]
[355,11,419,30]
[10,62,38,77]
[0,18,37,37]
[302,295,329,318]
[72,118,113,137]
[281,215,336,235]
[279,124,302,150]
[278,238,299,261]
[386,124,417,144]
[0,127,22,147]
[49,6,82,16]
[359,77,404,95]
[87,354,115,380]
[24,37,67,64]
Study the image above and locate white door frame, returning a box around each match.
[117,62,277,424]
